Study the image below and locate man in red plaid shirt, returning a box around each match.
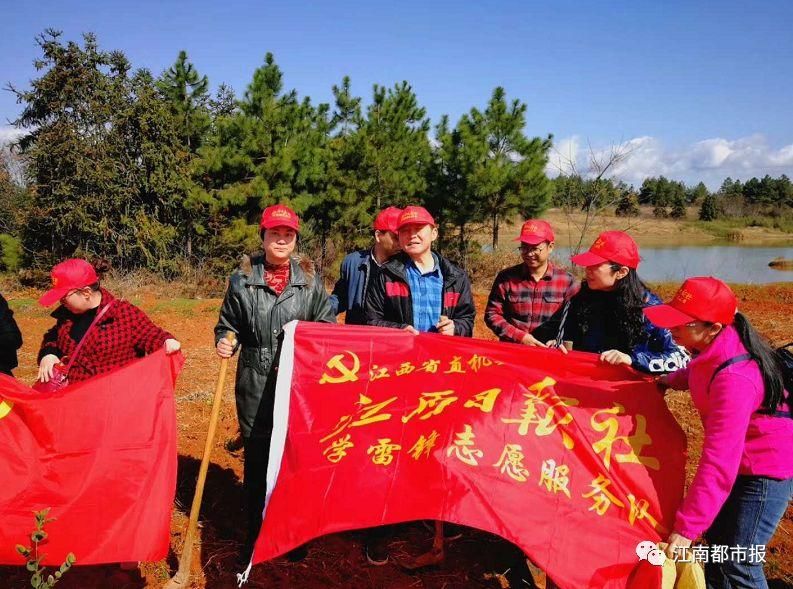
[485,219,578,346]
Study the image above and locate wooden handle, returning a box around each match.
[165,331,237,589]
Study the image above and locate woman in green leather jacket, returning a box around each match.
[214,203,334,563]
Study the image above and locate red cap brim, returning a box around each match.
[397,221,435,230]
[643,304,696,329]
[570,251,608,267]
[38,288,69,307]
[261,222,299,232]
[515,235,547,245]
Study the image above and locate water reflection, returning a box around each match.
[541,246,793,284]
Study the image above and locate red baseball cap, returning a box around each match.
[397,206,435,229]
[260,204,300,232]
[38,258,99,307]
[514,219,555,245]
[373,206,402,233]
[644,277,738,328]
[571,230,640,269]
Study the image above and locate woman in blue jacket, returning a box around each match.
[533,231,687,374]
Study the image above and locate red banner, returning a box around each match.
[0,350,183,565]
[251,322,685,588]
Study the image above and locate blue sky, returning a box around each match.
[2,0,792,188]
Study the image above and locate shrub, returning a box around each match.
[15,508,76,588]
[0,234,22,272]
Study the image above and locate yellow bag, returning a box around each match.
[658,543,706,589]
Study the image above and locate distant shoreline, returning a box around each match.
[487,206,793,249]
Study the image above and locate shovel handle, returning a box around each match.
[166,331,237,588]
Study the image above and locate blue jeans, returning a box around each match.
[704,475,793,589]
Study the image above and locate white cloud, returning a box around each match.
[0,126,25,150]
[548,134,793,190]
[547,135,582,175]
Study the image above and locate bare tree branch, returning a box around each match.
[554,138,635,255]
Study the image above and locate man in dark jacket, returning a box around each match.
[329,206,401,324]
[0,293,22,376]
[366,206,475,337]
[214,204,335,564]
[364,205,475,564]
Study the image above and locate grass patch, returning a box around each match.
[7,298,38,312]
[689,215,793,241]
[150,298,205,315]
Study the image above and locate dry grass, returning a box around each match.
[473,206,793,253]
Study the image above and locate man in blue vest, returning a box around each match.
[329,206,402,324]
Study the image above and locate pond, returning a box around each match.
[547,245,793,284]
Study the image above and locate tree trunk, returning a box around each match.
[186,234,192,257]
[460,224,468,270]
[319,225,327,274]
[492,212,499,250]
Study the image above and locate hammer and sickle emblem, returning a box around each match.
[0,399,13,420]
[319,351,361,384]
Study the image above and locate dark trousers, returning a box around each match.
[241,432,272,563]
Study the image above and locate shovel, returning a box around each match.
[165,332,236,589]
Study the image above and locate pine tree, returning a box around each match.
[0,152,29,271]
[209,83,237,119]
[651,177,670,218]
[0,152,30,236]
[331,76,362,137]
[719,177,744,199]
[615,191,640,217]
[191,53,316,265]
[157,50,210,150]
[687,181,709,205]
[457,87,552,249]
[425,115,480,263]
[699,193,719,221]
[670,192,687,218]
[11,31,189,270]
[358,81,431,210]
[306,77,373,263]
[778,174,793,208]
[645,176,686,218]
[551,175,586,209]
[638,177,658,205]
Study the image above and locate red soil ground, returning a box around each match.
[0,283,790,588]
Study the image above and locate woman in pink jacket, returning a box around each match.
[645,277,792,589]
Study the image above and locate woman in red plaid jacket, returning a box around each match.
[36,258,181,384]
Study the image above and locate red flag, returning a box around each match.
[0,350,183,565]
[250,322,686,589]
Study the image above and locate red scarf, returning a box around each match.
[264,261,290,295]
